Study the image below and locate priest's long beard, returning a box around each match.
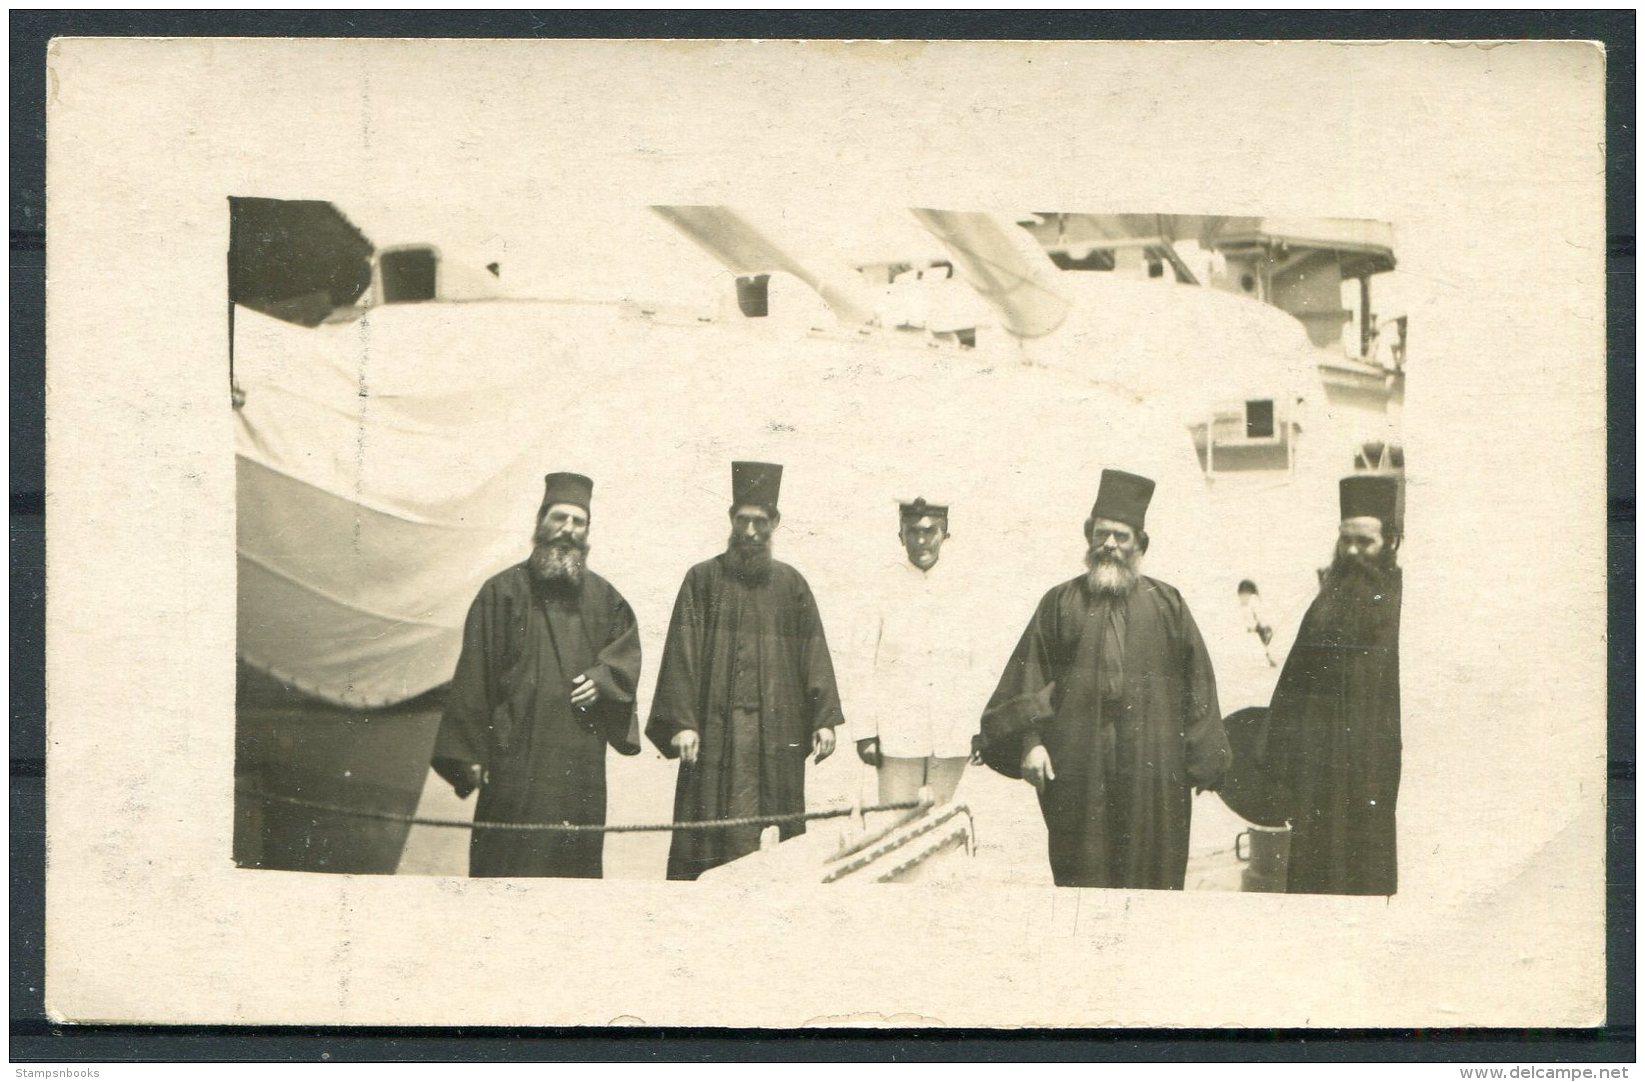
[529,532,589,587]
[1084,546,1141,597]
[1314,550,1395,638]
[726,534,773,584]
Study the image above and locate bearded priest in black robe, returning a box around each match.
[646,462,845,881]
[1265,474,1403,896]
[432,472,643,878]
[980,469,1230,889]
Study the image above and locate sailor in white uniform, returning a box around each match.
[853,498,985,806]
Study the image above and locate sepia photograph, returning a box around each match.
[229,198,1408,895]
[40,35,1608,1030]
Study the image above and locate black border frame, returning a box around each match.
[10,9,1634,1063]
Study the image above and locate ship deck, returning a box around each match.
[397,735,1257,890]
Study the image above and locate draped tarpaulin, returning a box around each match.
[234,294,1211,714]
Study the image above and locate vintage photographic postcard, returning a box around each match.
[43,37,1607,1027]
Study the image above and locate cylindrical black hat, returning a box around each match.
[731,461,783,512]
[1090,469,1155,531]
[540,471,593,515]
[1339,474,1399,533]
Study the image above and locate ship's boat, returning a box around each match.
[700,795,978,886]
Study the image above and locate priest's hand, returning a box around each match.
[855,737,881,767]
[969,734,986,766]
[673,729,700,766]
[813,727,837,764]
[454,763,485,799]
[570,673,599,707]
[1021,746,1055,795]
[433,757,485,799]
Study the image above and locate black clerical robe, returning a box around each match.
[433,564,642,878]
[1266,568,1402,895]
[646,554,845,881]
[981,576,1230,889]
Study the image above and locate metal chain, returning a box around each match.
[240,787,924,834]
